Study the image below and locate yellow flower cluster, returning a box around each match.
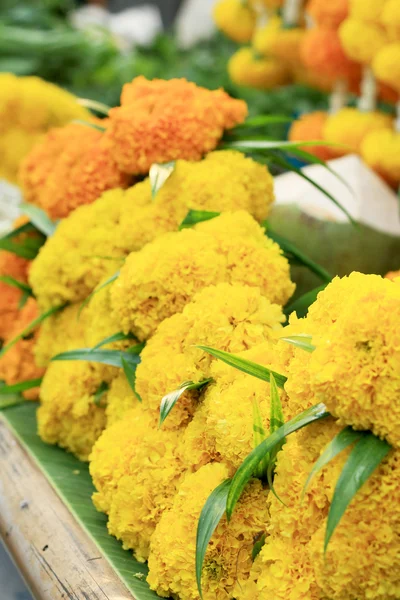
[30,151,275,309]
[213,0,257,43]
[111,211,294,340]
[0,73,90,183]
[147,463,269,600]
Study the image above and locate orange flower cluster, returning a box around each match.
[0,297,45,400]
[288,111,336,161]
[19,121,131,220]
[105,77,248,175]
[300,27,360,82]
[0,250,30,341]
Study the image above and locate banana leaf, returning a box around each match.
[2,402,162,600]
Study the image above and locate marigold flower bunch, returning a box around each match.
[0,249,30,342]
[0,73,90,183]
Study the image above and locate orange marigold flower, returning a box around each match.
[307,0,349,29]
[289,111,336,161]
[19,121,131,219]
[301,27,361,81]
[386,270,400,281]
[0,250,30,341]
[105,77,248,175]
[0,297,45,400]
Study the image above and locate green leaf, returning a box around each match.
[72,119,106,132]
[179,209,221,230]
[0,304,66,358]
[1,222,36,240]
[0,275,33,295]
[266,374,286,503]
[20,203,57,237]
[280,334,316,353]
[226,403,330,520]
[251,532,266,561]
[2,403,159,598]
[121,357,141,402]
[288,146,354,195]
[18,290,31,309]
[149,161,176,199]
[303,426,365,499]
[93,381,109,407]
[0,394,25,410]
[0,234,44,259]
[0,378,42,394]
[196,346,287,389]
[266,152,356,226]
[223,139,333,151]
[234,115,293,129]
[325,433,391,552]
[51,348,140,369]
[159,379,213,427]
[265,226,332,283]
[78,270,120,318]
[196,479,232,599]
[284,284,327,318]
[91,331,139,351]
[77,98,111,115]
[252,398,268,480]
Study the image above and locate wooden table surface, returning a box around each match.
[0,416,134,600]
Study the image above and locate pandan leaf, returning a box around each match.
[73,119,106,132]
[252,398,268,480]
[0,231,45,260]
[266,152,356,226]
[20,203,57,237]
[325,433,391,552]
[251,532,266,561]
[91,331,139,351]
[0,395,24,410]
[179,209,221,230]
[280,334,316,353]
[149,161,176,199]
[78,270,120,318]
[284,284,327,318]
[196,479,232,599]
[266,374,286,503]
[51,348,140,369]
[0,275,33,296]
[234,115,293,129]
[0,377,42,394]
[302,426,365,499]
[159,379,213,427]
[223,139,332,151]
[93,381,109,407]
[196,346,287,389]
[0,304,66,358]
[77,98,111,115]
[18,290,31,309]
[265,226,332,283]
[226,403,330,520]
[121,357,142,402]
[288,146,354,194]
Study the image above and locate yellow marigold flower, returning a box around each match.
[0,249,30,342]
[147,463,269,600]
[289,111,336,162]
[361,128,400,185]
[253,16,305,66]
[213,0,257,43]
[323,107,393,157]
[381,0,400,41]
[308,273,400,448]
[0,298,45,400]
[90,407,183,562]
[372,43,400,94]
[339,18,388,65]
[129,283,285,430]
[30,151,273,309]
[111,211,294,341]
[104,372,138,427]
[0,129,43,184]
[349,0,387,23]
[38,359,107,460]
[19,121,131,219]
[34,303,83,367]
[301,27,361,81]
[106,77,247,174]
[307,0,349,28]
[228,47,290,90]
